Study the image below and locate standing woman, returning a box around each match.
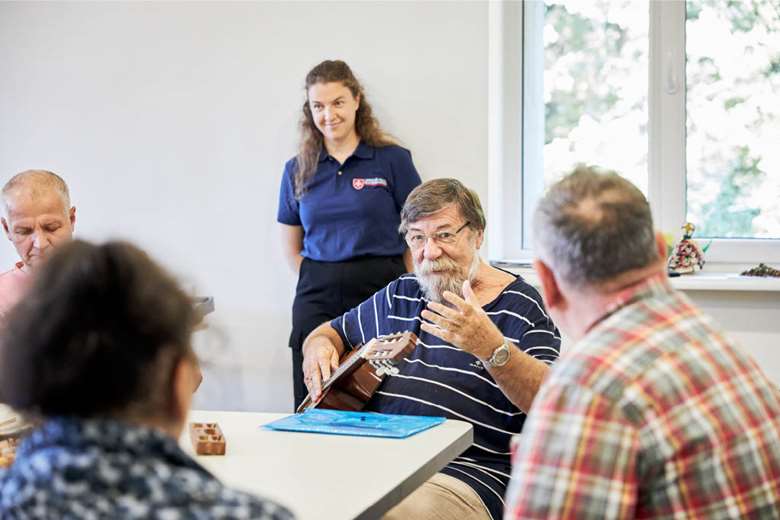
[277,60,421,410]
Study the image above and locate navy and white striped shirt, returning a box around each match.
[331,273,560,520]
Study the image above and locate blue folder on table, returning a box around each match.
[264,409,446,439]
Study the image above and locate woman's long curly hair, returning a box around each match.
[294,60,396,198]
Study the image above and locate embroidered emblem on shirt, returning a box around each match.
[352,177,388,190]
[469,360,485,371]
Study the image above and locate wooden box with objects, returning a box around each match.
[189,422,226,455]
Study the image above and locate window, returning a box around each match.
[686,0,780,240]
[536,2,649,195]
[488,0,780,263]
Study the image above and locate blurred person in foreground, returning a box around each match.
[0,169,75,320]
[0,240,293,519]
[505,166,780,519]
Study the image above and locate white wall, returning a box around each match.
[687,291,780,385]
[0,1,488,412]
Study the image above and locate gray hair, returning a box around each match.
[400,178,486,235]
[533,165,657,287]
[1,170,71,218]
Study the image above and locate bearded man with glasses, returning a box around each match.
[301,178,560,520]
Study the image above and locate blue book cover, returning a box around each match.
[264,409,446,439]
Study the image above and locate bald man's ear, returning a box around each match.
[69,207,76,229]
[533,259,564,311]
[1,217,9,239]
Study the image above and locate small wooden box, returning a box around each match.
[189,422,226,455]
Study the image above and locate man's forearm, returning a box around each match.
[486,350,549,413]
[302,322,346,358]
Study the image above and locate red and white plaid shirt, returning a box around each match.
[505,276,780,519]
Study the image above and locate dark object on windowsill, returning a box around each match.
[667,271,681,278]
[741,263,780,278]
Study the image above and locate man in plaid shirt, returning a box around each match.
[505,166,780,519]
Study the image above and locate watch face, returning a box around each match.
[493,346,510,365]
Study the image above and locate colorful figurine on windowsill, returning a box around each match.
[668,222,706,275]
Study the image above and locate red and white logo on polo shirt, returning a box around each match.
[352,177,388,190]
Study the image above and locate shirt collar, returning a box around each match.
[584,273,672,335]
[318,148,329,163]
[353,141,374,159]
[318,141,375,163]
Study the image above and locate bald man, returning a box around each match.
[0,170,76,319]
[0,170,203,396]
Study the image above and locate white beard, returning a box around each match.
[415,251,481,302]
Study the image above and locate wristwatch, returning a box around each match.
[482,340,511,369]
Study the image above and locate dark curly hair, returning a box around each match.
[0,240,196,421]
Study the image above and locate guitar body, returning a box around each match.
[315,361,384,411]
[297,331,418,413]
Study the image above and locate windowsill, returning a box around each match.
[491,261,780,293]
[668,273,780,292]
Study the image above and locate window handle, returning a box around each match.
[665,50,679,95]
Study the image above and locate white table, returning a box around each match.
[182,410,473,520]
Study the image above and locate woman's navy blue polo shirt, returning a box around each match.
[277,143,421,262]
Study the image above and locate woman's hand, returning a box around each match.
[279,224,304,274]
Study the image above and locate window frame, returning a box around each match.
[487,0,780,266]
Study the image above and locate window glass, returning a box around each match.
[686,0,780,239]
[541,0,649,193]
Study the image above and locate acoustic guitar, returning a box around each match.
[296,331,418,413]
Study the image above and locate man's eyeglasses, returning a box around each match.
[405,221,470,249]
